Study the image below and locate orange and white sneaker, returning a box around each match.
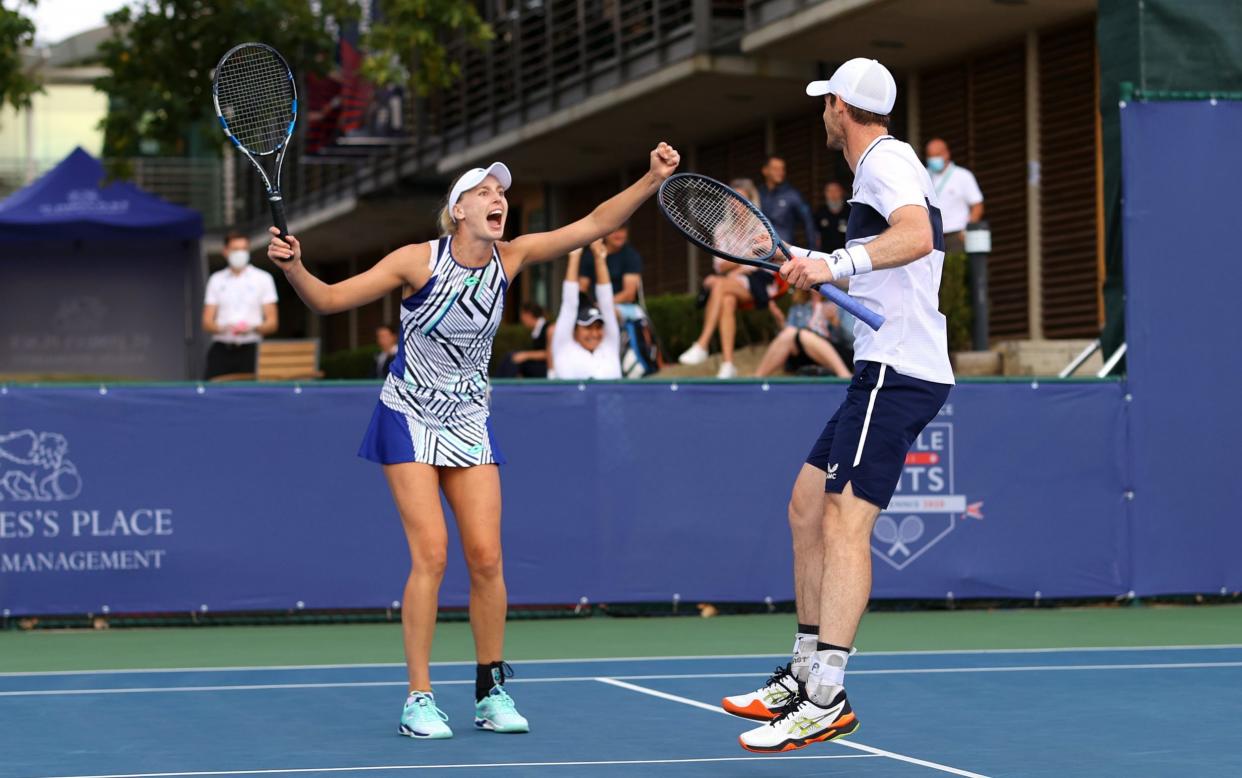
[721,665,800,721]
[737,687,859,753]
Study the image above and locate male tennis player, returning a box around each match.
[724,58,954,753]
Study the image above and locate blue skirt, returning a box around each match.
[358,400,506,467]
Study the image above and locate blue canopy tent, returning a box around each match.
[0,148,205,380]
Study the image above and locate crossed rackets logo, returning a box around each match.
[874,515,923,558]
[870,421,984,571]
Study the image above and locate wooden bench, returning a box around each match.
[209,339,324,382]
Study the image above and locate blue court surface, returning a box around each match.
[4,645,1242,777]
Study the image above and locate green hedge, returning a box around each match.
[328,272,967,380]
[491,323,531,374]
[940,253,973,354]
[645,293,785,359]
[321,345,381,379]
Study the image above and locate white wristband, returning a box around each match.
[827,245,873,279]
[788,244,872,281]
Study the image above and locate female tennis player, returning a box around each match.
[267,142,680,740]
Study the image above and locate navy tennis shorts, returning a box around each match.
[806,361,951,509]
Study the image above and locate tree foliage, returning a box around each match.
[0,0,41,112]
[95,0,494,160]
[95,0,357,158]
[360,0,493,97]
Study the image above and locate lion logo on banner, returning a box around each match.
[0,430,82,501]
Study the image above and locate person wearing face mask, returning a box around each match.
[552,240,621,380]
[202,231,279,379]
[813,181,851,253]
[924,138,984,254]
[266,142,680,742]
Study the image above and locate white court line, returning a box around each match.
[7,661,1242,697]
[6,642,1242,678]
[33,754,879,778]
[597,677,992,778]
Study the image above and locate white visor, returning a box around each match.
[448,162,513,222]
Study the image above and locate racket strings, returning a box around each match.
[215,46,295,154]
[659,177,771,260]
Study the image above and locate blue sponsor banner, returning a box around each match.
[1121,101,1242,595]
[0,381,1127,615]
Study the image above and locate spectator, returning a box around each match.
[925,137,984,253]
[758,155,817,249]
[552,240,621,380]
[679,178,781,379]
[753,290,852,378]
[578,224,642,309]
[813,181,851,252]
[375,323,399,378]
[496,302,549,378]
[202,231,278,379]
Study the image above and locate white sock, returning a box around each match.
[807,648,849,706]
[790,633,818,683]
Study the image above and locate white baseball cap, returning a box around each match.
[805,58,897,116]
[448,161,512,221]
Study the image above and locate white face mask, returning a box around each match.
[227,250,250,270]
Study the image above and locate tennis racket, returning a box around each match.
[212,43,297,240]
[657,173,884,330]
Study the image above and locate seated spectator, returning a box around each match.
[497,302,549,378]
[754,290,852,378]
[374,323,399,378]
[679,178,783,379]
[551,240,621,380]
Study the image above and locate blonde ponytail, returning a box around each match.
[437,203,455,237]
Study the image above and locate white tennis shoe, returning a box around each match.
[738,687,859,753]
[679,343,709,365]
[721,665,799,721]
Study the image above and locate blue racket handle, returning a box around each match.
[774,241,885,331]
[814,281,884,331]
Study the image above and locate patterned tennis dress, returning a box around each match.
[358,236,507,467]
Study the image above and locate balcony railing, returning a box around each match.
[743,0,819,31]
[423,0,745,154]
[4,2,753,240]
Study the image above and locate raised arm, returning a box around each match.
[596,279,621,354]
[267,227,431,315]
[589,239,610,288]
[564,246,582,284]
[506,143,679,270]
[590,240,621,350]
[552,253,582,356]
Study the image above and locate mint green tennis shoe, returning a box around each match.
[474,685,530,733]
[399,691,452,739]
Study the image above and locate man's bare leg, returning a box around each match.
[808,482,881,705]
[788,463,828,682]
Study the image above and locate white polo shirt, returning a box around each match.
[846,135,954,385]
[204,264,278,344]
[929,162,983,233]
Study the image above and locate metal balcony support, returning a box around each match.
[1058,339,1101,378]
